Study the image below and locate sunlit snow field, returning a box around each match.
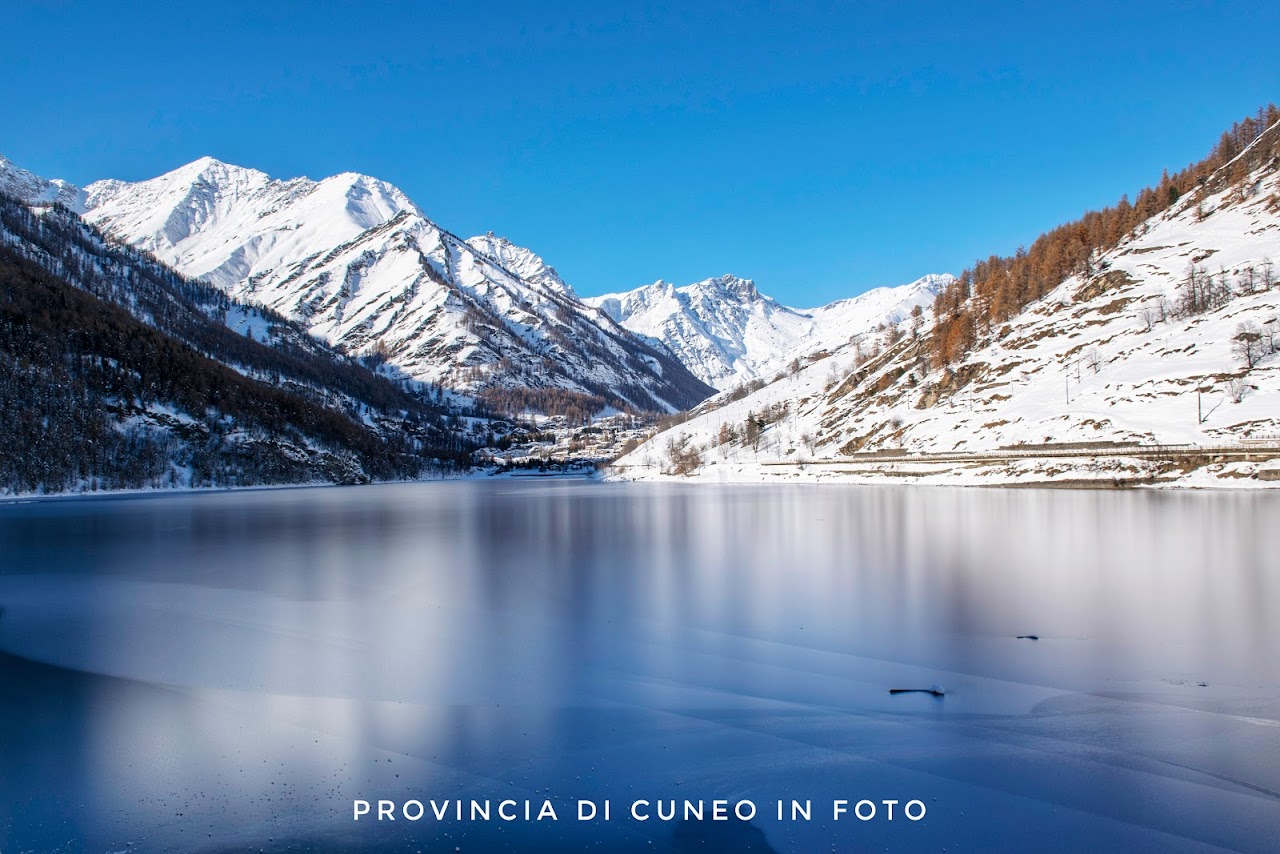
[0,481,1277,852]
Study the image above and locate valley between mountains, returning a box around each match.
[2,107,1279,493]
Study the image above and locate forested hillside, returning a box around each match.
[614,106,1280,487]
[931,105,1280,366]
[0,195,476,495]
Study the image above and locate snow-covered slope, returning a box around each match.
[614,150,1280,487]
[805,273,953,358]
[79,157,711,413]
[0,155,87,211]
[587,273,951,389]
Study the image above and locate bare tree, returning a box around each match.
[664,434,703,475]
[1217,267,1233,306]
[1233,322,1265,369]
[1263,318,1279,355]
[852,341,868,367]
[1236,265,1258,296]
[1180,264,1234,315]
[1227,377,1251,403]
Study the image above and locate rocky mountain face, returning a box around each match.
[75,157,711,414]
[586,273,952,389]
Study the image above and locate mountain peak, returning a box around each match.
[167,155,268,185]
[82,155,427,265]
[189,154,228,169]
[694,274,759,300]
[465,232,575,296]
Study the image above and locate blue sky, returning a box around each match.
[3,1,1277,305]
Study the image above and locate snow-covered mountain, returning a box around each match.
[587,275,809,388]
[2,152,939,410]
[0,155,87,211]
[586,273,951,389]
[613,131,1280,487]
[805,273,953,356]
[71,157,710,413]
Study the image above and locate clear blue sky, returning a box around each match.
[3,1,1276,305]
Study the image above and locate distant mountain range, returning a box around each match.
[587,273,952,388]
[3,152,951,403]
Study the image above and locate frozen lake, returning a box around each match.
[1,481,1277,851]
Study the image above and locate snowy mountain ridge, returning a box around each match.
[83,157,421,290]
[0,155,714,414]
[1,152,951,412]
[586,272,952,389]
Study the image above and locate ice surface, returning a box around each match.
[0,482,1276,851]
